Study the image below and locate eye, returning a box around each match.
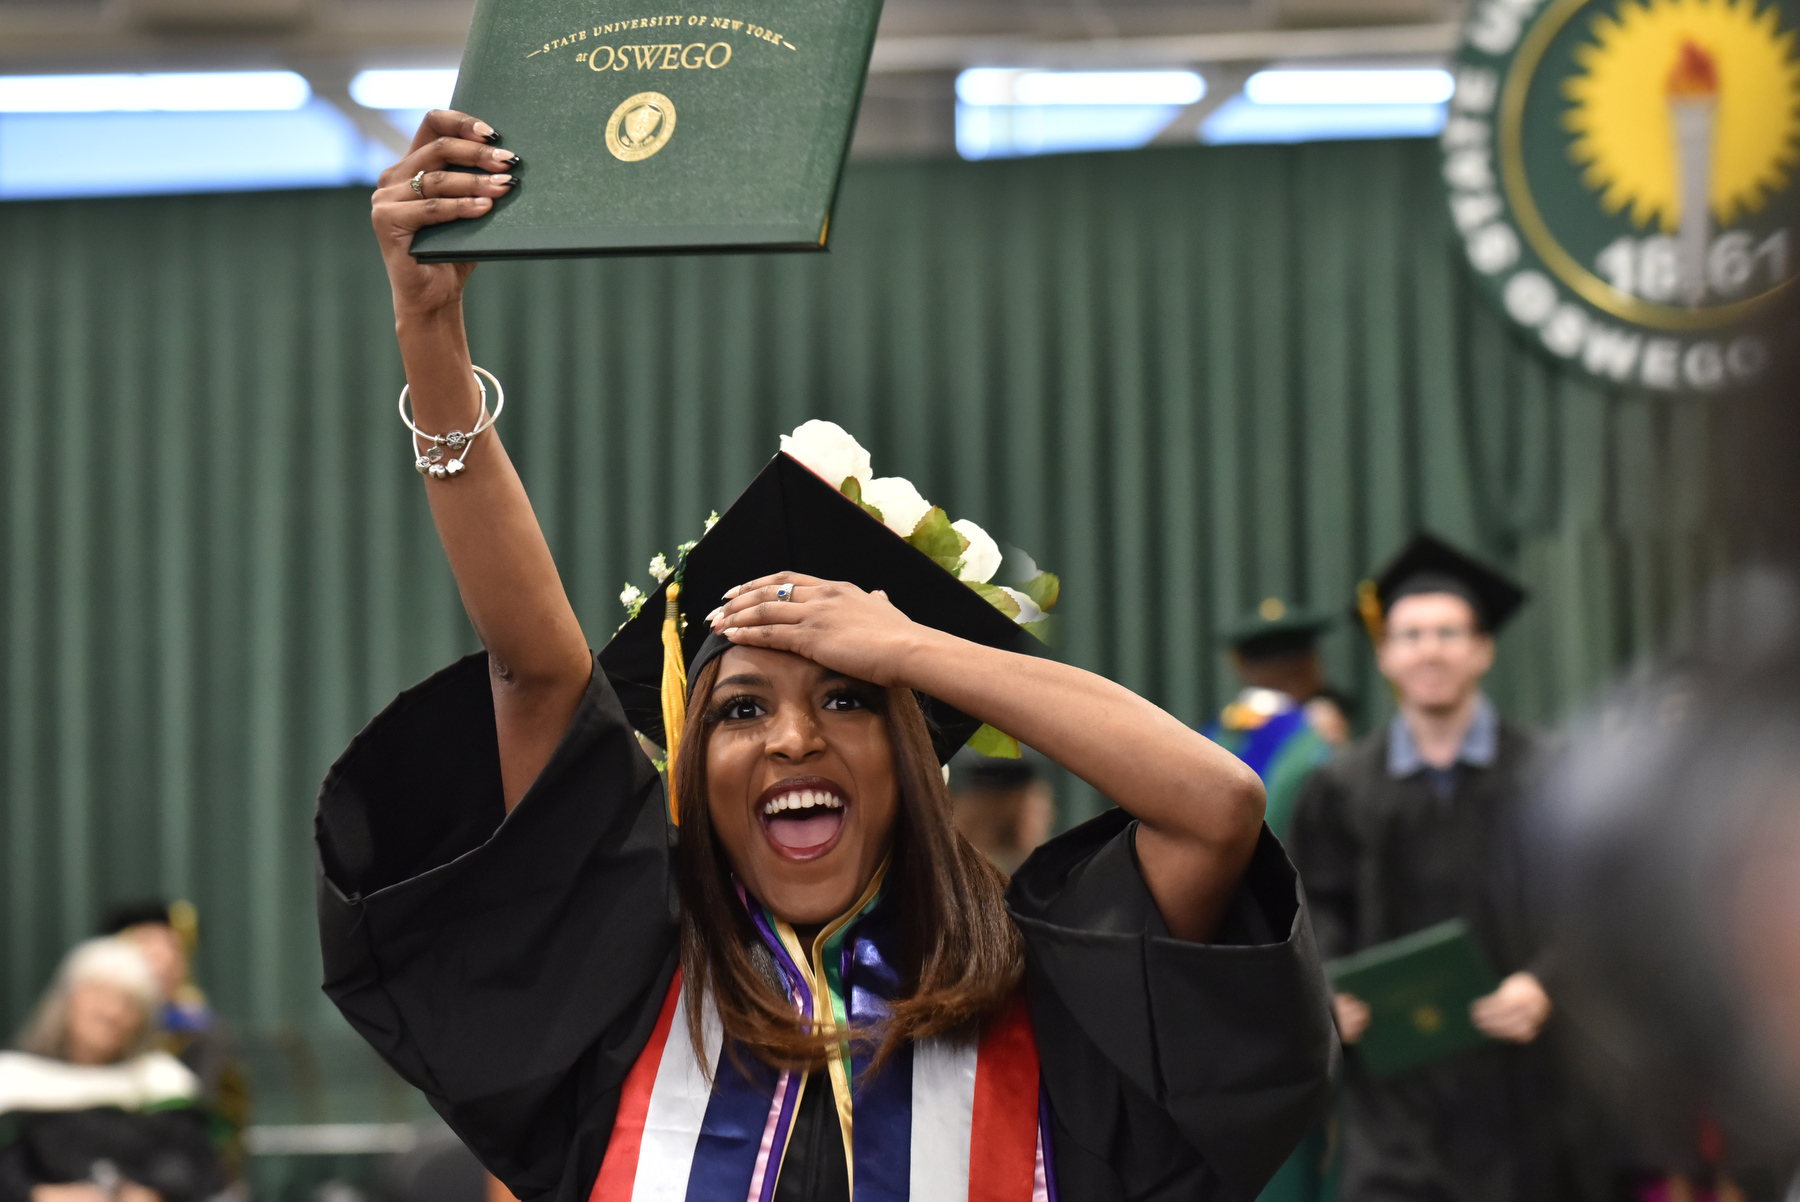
[714,695,766,722]
[822,689,871,713]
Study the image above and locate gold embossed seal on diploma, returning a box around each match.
[408,0,883,259]
[606,91,676,161]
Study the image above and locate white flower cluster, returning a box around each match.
[779,420,1020,594]
[615,423,1056,642]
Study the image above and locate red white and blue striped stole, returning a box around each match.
[589,871,1056,1202]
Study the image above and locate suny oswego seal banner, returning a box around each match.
[1444,0,1799,392]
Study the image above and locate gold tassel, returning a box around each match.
[660,582,687,823]
[1355,578,1386,648]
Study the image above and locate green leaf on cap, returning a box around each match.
[907,506,968,576]
[967,723,1022,758]
[839,477,884,523]
[969,581,1021,619]
[1022,617,1053,643]
[1020,571,1060,613]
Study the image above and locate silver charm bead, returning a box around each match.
[415,456,432,475]
[428,463,448,479]
[444,431,467,448]
[445,458,467,476]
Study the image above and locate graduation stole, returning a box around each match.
[590,865,1055,1202]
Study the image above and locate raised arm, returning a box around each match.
[710,575,1266,940]
[371,110,592,809]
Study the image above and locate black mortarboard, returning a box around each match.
[1355,532,1528,637]
[99,900,173,935]
[99,898,200,951]
[1220,597,1333,659]
[597,453,1035,768]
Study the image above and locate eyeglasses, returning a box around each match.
[1386,625,1477,646]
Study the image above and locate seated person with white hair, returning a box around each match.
[0,938,226,1202]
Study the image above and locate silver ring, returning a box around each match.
[410,169,426,196]
[774,582,794,601]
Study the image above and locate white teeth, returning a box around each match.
[761,789,846,817]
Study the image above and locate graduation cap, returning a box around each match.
[1219,597,1333,660]
[597,452,1037,796]
[1353,532,1528,643]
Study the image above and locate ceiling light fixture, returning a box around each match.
[956,69,1204,107]
[0,72,312,114]
[349,69,460,111]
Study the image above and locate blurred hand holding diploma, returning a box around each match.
[1469,971,1552,1044]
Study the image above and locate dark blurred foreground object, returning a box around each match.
[1534,568,1800,1202]
[376,1130,485,1202]
[1531,311,1800,1202]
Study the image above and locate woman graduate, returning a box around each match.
[317,111,1336,1202]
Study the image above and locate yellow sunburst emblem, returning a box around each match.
[1562,0,1800,230]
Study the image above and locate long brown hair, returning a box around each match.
[674,654,1023,1072]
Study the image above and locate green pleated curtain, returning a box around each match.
[0,138,1736,1083]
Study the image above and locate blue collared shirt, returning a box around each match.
[1388,694,1497,800]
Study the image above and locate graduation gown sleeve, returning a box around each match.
[1007,809,1338,1202]
[315,653,679,1202]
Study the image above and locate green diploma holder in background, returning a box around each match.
[411,0,883,260]
[1326,920,1501,1078]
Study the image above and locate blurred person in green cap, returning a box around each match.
[1202,601,1348,1202]
[1202,598,1346,841]
[950,753,1056,875]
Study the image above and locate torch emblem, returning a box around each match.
[1667,40,1720,305]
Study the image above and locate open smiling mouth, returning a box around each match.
[757,777,848,860]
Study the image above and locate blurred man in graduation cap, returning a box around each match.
[1288,533,1567,1202]
[1203,599,1345,842]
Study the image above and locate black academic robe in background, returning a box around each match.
[1286,721,1570,1202]
[315,653,1337,1202]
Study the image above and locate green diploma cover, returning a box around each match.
[1326,920,1501,1078]
[411,0,883,260]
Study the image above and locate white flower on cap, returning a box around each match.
[951,519,1002,584]
[992,586,1044,624]
[862,476,933,539]
[780,420,872,492]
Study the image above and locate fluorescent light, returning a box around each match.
[1201,97,1447,144]
[956,102,1183,160]
[0,72,311,113]
[1243,69,1454,106]
[956,69,1203,107]
[0,106,381,199]
[350,69,458,111]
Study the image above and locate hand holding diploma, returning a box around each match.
[370,110,520,319]
[1469,972,1552,1044]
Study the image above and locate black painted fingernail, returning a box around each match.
[484,130,503,144]
[505,153,523,166]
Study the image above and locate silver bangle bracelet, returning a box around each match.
[398,365,506,478]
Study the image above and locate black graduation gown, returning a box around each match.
[0,1108,225,1202]
[1285,721,1568,1202]
[316,653,1336,1202]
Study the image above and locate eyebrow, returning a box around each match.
[714,673,773,691]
